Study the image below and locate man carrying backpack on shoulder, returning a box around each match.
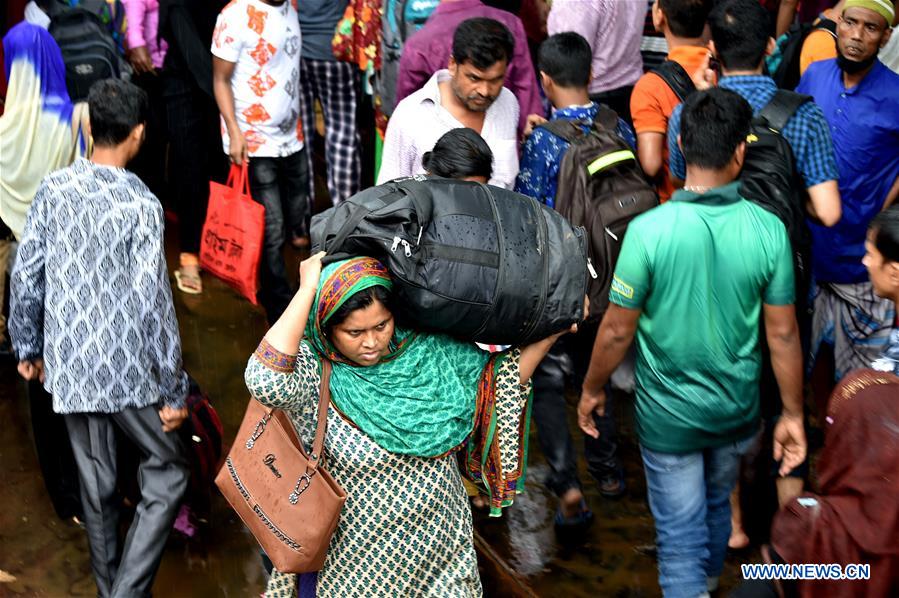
[514,33,643,527]
[666,0,841,551]
[667,0,842,228]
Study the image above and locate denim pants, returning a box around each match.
[641,434,755,598]
[248,150,310,322]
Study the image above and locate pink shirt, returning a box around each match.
[548,0,645,94]
[123,0,168,69]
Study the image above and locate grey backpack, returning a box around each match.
[378,0,439,117]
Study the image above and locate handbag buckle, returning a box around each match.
[289,472,315,504]
[246,412,272,449]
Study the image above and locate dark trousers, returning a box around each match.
[28,381,82,520]
[531,320,622,497]
[65,405,189,598]
[590,84,635,127]
[162,64,226,255]
[248,151,310,322]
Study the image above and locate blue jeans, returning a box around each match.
[641,434,755,598]
[248,150,310,322]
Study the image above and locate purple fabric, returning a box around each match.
[396,0,543,134]
[547,0,646,94]
[2,22,74,123]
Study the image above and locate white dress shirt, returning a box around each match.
[377,69,520,189]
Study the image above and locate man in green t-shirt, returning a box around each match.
[576,88,808,598]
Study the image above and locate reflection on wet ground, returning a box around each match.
[0,237,758,597]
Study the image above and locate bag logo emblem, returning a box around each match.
[263,453,282,478]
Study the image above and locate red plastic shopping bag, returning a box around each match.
[200,163,265,304]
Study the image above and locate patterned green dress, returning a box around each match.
[245,341,531,597]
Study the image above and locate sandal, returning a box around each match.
[554,498,594,531]
[175,253,203,295]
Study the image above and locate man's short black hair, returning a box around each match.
[659,0,713,38]
[871,206,899,263]
[88,79,149,147]
[709,0,771,71]
[538,32,592,88]
[452,18,515,70]
[681,88,752,170]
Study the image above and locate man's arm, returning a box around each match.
[137,205,189,414]
[10,184,49,369]
[578,304,641,437]
[883,175,899,210]
[506,17,544,136]
[764,303,807,475]
[775,0,800,38]
[376,103,415,184]
[805,180,841,226]
[212,56,245,165]
[637,132,665,179]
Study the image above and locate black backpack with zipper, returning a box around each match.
[651,59,697,103]
[538,107,658,321]
[740,89,813,296]
[768,18,837,90]
[46,0,122,101]
[311,177,589,346]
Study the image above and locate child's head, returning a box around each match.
[537,32,592,107]
[87,79,148,158]
[653,0,713,39]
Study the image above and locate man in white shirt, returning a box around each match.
[212,0,308,322]
[378,18,521,189]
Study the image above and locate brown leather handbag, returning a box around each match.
[215,360,346,573]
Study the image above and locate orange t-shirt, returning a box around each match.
[630,45,709,202]
[799,11,838,76]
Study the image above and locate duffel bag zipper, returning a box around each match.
[391,236,412,257]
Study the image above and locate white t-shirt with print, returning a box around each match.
[211,0,303,158]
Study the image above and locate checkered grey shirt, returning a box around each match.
[10,158,188,414]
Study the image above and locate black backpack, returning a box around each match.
[538,108,658,320]
[739,90,813,292]
[768,18,837,90]
[311,177,589,346]
[46,0,121,101]
[651,59,696,102]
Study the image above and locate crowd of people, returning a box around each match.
[1,0,898,597]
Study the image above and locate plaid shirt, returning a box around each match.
[515,102,636,208]
[666,75,839,188]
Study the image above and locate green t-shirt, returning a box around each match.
[610,182,795,453]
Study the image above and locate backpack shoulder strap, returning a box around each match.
[651,60,696,103]
[537,119,584,144]
[816,17,837,37]
[594,105,621,131]
[758,90,812,132]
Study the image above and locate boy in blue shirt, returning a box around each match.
[514,32,636,524]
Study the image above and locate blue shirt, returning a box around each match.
[797,59,899,284]
[667,75,839,190]
[515,102,636,208]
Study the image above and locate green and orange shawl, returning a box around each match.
[303,257,531,515]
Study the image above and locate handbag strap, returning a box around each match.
[306,358,332,474]
[225,162,251,197]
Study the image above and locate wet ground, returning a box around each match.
[0,199,763,598]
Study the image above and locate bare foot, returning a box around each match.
[560,487,585,518]
[728,528,750,550]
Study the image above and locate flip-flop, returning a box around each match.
[174,269,203,295]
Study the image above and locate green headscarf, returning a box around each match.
[303,257,492,457]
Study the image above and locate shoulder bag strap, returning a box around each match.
[538,119,582,143]
[306,359,332,474]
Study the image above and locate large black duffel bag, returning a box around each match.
[310,177,589,346]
